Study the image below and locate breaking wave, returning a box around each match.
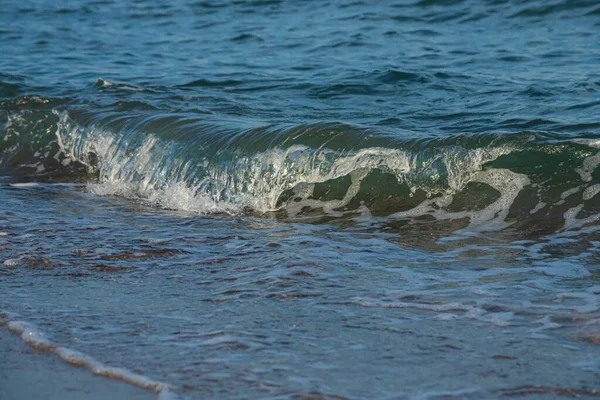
[3,98,600,233]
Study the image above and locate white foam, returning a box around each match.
[571,138,600,149]
[8,320,57,350]
[556,186,580,205]
[529,201,546,214]
[393,168,530,234]
[89,181,250,216]
[96,78,145,92]
[563,205,583,228]
[583,184,600,201]
[576,151,600,182]
[560,186,579,200]
[9,182,39,188]
[3,258,20,267]
[1,313,176,399]
[352,297,479,314]
[562,204,600,230]
[53,111,516,216]
[285,168,368,217]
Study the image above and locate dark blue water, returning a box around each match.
[2,1,600,399]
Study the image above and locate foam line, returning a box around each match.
[0,312,177,400]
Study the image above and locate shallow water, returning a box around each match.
[2,0,600,399]
[1,183,600,399]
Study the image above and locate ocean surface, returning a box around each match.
[1,0,600,398]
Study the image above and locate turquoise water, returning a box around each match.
[1,1,600,399]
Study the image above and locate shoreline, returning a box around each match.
[0,327,155,400]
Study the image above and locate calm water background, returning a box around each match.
[2,1,600,399]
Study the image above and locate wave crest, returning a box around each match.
[52,111,518,217]
[3,106,600,235]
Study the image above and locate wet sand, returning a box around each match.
[0,328,153,400]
